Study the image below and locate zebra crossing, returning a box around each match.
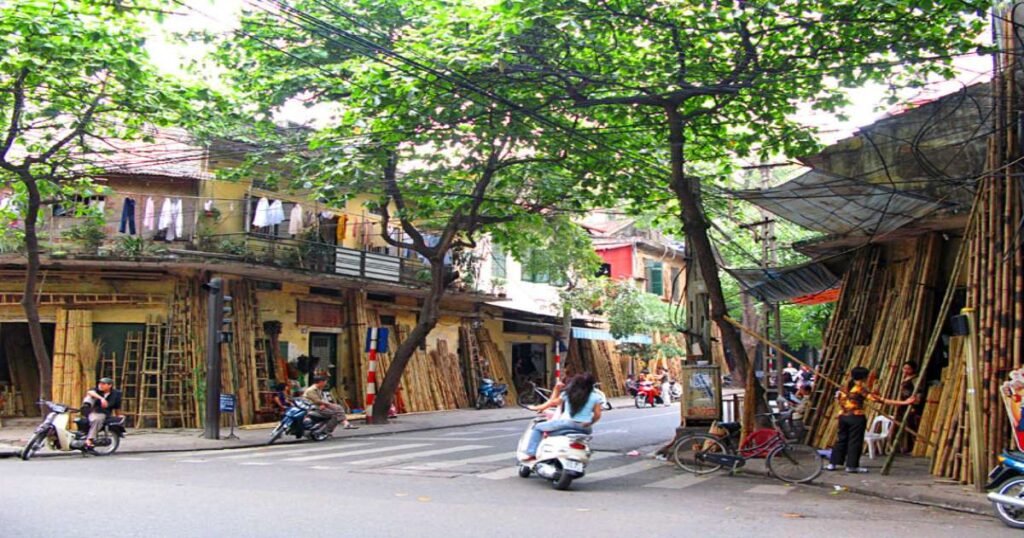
[150,439,794,494]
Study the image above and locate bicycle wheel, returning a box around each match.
[517,390,540,407]
[766,443,822,484]
[672,434,729,475]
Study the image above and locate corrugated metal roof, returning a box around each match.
[728,261,840,304]
[732,170,951,237]
[571,327,652,345]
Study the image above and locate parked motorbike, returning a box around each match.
[515,412,592,491]
[475,378,508,409]
[634,381,663,408]
[21,400,126,460]
[267,398,331,445]
[987,450,1024,528]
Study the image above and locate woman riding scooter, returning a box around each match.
[522,373,603,460]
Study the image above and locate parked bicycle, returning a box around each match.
[671,412,822,484]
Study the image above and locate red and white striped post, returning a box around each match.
[365,328,379,423]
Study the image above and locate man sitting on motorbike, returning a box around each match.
[302,376,357,435]
[522,373,603,460]
[82,377,121,449]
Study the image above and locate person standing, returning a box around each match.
[827,367,914,473]
[898,361,924,453]
[302,376,357,435]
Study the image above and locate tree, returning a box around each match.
[209,0,611,423]
[0,0,192,403]
[458,0,988,421]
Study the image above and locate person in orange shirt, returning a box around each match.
[826,366,915,473]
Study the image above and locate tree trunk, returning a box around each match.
[370,261,446,423]
[664,107,764,430]
[19,174,52,408]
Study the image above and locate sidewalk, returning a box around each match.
[0,404,536,457]
[738,453,991,515]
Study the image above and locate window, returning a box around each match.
[491,244,507,279]
[645,260,664,296]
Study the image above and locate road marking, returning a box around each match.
[477,466,522,480]
[176,459,208,464]
[412,451,512,470]
[216,443,370,460]
[309,465,343,470]
[166,443,312,459]
[346,445,491,466]
[585,460,660,482]
[238,461,273,466]
[283,443,432,462]
[475,452,613,480]
[747,484,793,495]
[644,473,709,490]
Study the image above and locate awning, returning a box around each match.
[732,170,952,237]
[728,261,841,304]
[571,327,652,345]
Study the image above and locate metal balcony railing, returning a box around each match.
[240,232,430,287]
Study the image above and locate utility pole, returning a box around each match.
[202,277,231,440]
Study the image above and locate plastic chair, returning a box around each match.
[864,415,893,459]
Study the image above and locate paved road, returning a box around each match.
[0,403,1012,537]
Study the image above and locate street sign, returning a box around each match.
[219,393,236,413]
[364,327,389,353]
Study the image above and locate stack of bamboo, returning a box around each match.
[925,336,972,480]
[568,338,627,397]
[472,327,517,403]
[372,326,470,412]
[51,309,95,405]
[222,279,263,425]
[806,234,942,449]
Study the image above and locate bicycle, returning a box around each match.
[671,412,823,484]
[516,379,613,410]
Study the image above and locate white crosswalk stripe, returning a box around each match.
[345,445,491,466]
[215,443,371,460]
[410,451,513,470]
[585,460,662,482]
[644,473,709,490]
[283,443,431,463]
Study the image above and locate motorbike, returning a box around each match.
[986,450,1024,528]
[515,411,592,491]
[267,398,331,445]
[475,378,508,409]
[634,381,663,408]
[21,400,126,460]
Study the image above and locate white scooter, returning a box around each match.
[515,411,592,490]
[21,400,125,460]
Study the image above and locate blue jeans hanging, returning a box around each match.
[119,197,136,235]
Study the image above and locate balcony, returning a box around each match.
[233,232,430,287]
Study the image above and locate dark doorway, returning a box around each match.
[511,343,546,389]
[309,332,338,388]
[0,323,55,417]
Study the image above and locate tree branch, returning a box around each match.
[0,68,28,166]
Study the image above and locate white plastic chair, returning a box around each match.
[864,415,893,459]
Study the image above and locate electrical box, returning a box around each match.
[680,364,722,426]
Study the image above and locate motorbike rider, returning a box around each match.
[82,377,121,449]
[522,373,603,460]
[302,376,357,435]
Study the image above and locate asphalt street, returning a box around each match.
[0,403,1012,537]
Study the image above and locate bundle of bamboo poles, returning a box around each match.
[51,309,95,405]
[370,326,471,412]
[806,235,942,449]
[473,327,517,403]
[221,279,263,425]
[567,338,628,397]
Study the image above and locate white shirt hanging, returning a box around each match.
[288,204,304,235]
[143,197,156,230]
[267,200,285,226]
[252,197,271,227]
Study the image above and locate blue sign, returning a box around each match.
[364,327,389,353]
[219,394,236,413]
